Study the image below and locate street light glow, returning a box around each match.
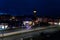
[59,22,60,25]
[0,25,8,30]
[33,11,37,13]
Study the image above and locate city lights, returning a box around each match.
[11,16,15,19]
[0,13,60,30]
[59,22,60,25]
[23,21,33,29]
[23,21,33,26]
[48,22,53,25]
[54,22,58,25]
[0,25,8,30]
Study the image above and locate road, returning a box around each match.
[0,26,59,40]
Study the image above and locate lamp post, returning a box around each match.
[33,10,37,17]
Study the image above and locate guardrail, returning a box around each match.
[0,25,59,38]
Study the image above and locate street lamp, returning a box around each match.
[33,10,37,14]
[33,10,37,17]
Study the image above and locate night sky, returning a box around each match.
[0,0,60,17]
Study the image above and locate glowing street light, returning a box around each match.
[33,10,37,14]
[59,22,60,25]
[33,9,37,17]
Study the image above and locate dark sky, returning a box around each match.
[0,0,60,17]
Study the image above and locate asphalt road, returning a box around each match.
[0,26,59,40]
